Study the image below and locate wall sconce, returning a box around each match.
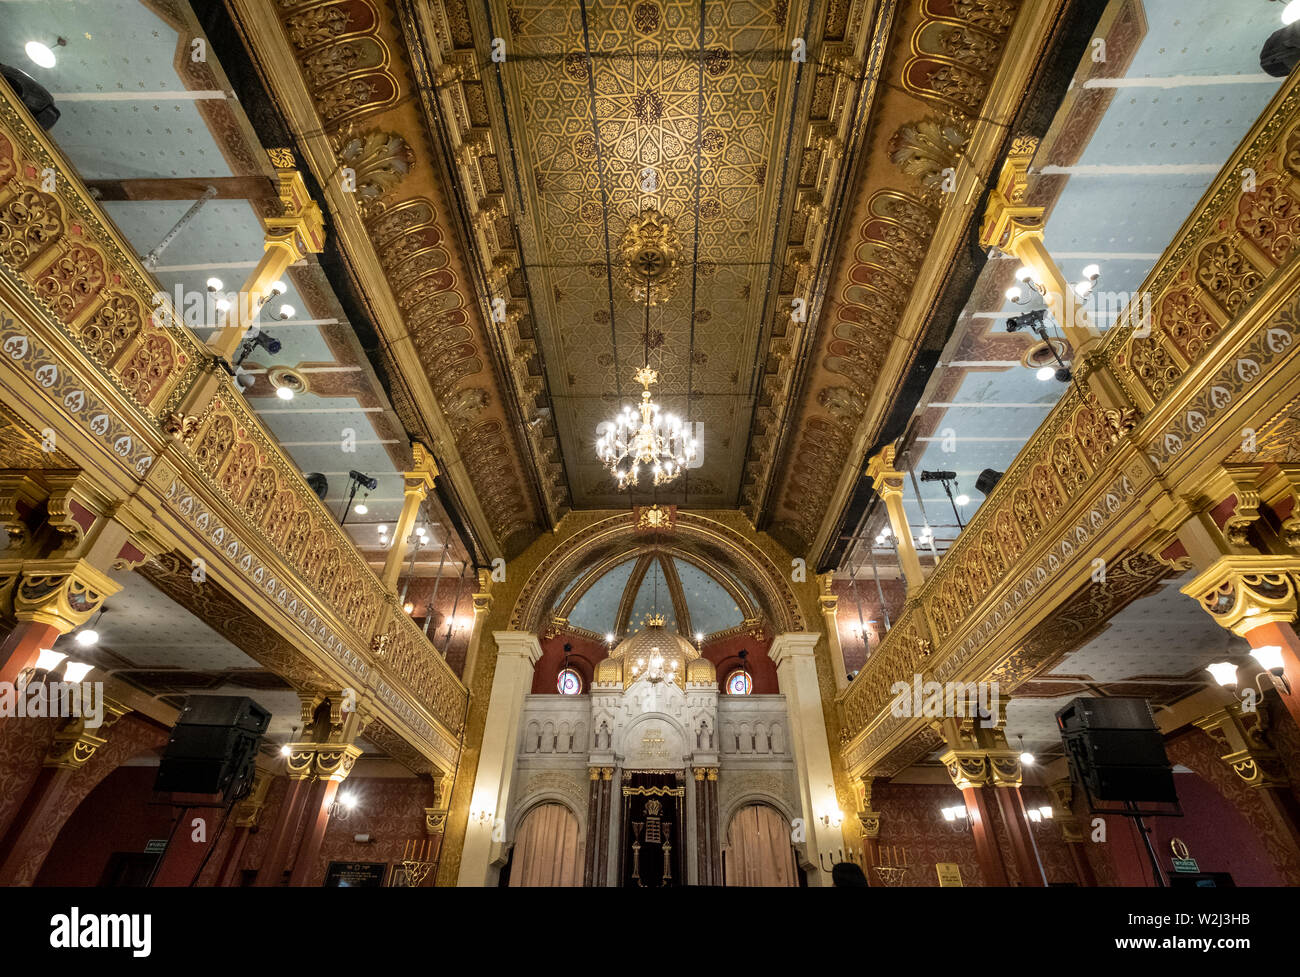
[818,809,844,829]
[472,808,494,825]
[941,804,971,829]
[1072,263,1101,298]
[1251,645,1291,693]
[1026,805,1053,823]
[1207,648,1291,695]
[330,790,358,821]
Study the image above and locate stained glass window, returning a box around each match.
[557,668,583,695]
[726,669,752,695]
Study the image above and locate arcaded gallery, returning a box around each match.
[2,0,1300,925]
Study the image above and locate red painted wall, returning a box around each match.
[532,630,607,694]
[35,765,173,885]
[701,631,777,695]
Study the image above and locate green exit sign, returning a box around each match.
[1171,857,1200,873]
[144,840,167,854]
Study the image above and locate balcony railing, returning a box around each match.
[0,83,466,752]
[838,69,1300,771]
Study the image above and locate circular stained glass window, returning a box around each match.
[557,668,583,695]
[726,669,752,695]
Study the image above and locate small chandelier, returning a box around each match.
[596,366,697,488]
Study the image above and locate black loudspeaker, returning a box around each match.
[1056,697,1177,805]
[154,695,270,802]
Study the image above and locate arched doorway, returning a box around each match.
[724,803,797,886]
[509,803,581,887]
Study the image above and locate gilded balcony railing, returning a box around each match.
[0,82,466,755]
[838,69,1300,773]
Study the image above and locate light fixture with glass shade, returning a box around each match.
[1205,661,1240,688]
[595,269,698,488]
[25,37,65,69]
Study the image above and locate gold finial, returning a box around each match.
[646,612,666,627]
[633,366,658,389]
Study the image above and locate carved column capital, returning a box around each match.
[3,558,121,631]
[1194,703,1291,790]
[44,696,131,770]
[425,808,449,834]
[1180,555,1300,637]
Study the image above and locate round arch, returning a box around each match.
[511,512,805,634]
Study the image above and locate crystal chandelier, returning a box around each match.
[595,264,699,489]
[596,366,697,488]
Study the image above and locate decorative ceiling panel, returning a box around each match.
[417,0,877,512]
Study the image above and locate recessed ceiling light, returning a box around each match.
[26,40,61,69]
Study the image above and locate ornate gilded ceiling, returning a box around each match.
[415,0,875,514]
[237,0,1062,559]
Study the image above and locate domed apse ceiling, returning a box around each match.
[559,552,759,638]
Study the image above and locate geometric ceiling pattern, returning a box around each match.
[499,0,792,508]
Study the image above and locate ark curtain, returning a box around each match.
[725,803,796,886]
[509,803,581,886]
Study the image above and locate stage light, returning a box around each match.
[1205,661,1239,687]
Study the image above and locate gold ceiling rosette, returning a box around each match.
[619,208,681,306]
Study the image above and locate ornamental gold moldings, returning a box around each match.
[333,127,415,213]
[44,696,130,770]
[1194,703,1290,790]
[618,208,682,306]
[1181,556,1299,637]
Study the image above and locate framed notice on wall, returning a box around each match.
[323,861,389,887]
[936,862,963,887]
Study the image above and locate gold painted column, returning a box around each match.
[816,574,849,691]
[460,569,493,683]
[381,444,438,592]
[208,167,326,360]
[865,445,924,594]
[979,138,1100,357]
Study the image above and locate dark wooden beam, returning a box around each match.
[85,176,276,202]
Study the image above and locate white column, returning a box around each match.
[457,630,541,886]
[770,631,841,886]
